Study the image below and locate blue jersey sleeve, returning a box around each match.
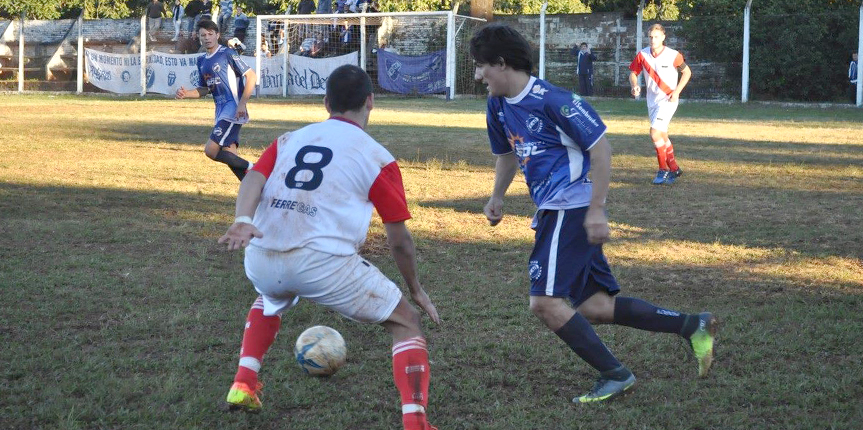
[225,48,251,77]
[486,97,512,155]
[195,55,205,88]
[545,93,607,151]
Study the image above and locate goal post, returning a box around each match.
[255,10,485,99]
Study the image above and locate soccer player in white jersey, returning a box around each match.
[471,23,716,403]
[176,19,257,181]
[629,23,692,185]
[217,65,441,430]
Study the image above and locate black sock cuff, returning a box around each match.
[600,365,632,381]
[680,314,699,338]
[215,148,250,170]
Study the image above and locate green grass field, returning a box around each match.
[1,94,862,430]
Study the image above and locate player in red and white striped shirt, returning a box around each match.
[218,65,440,430]
[629,23,692,185]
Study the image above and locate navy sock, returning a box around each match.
[214,149,250,180]
[613,297,696,336]
[554,313,622,373]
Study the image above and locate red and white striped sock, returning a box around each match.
[234,296,281,389]
[653,140,670,171]
[392,336,432,430]
[665,139,680,172]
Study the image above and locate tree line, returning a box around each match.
[0,0,663,19]
[1,0,860,100]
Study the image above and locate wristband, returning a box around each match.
[234,216,253,224]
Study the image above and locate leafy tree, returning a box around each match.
[679,0,861,100]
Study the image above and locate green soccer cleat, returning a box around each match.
[573,373,636,404]
[688,312,719,378]
[225,381,263,413]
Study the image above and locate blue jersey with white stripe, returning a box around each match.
[487,77,607,211]
[196,45,251,124]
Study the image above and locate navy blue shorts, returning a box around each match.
[209,119,243,148]
[528,208,620,306]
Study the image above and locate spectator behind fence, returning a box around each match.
[218,0,233,34]
[233,5,249,42]
[259,36,272,58]
[185,0,204,35]
[571,42,596,96]
[317,0,333,14]
[171,0,184,42]
[298,0,316,14]
[297,33,326,57]
[202,0,213,20]
[268,20,285,55]
[145,0,164,42]
[849,52,858,104]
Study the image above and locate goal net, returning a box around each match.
[254,11,486,98]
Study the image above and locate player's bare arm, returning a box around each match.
[484,152,519,226]
[585,136,612,244]
[384,221,441,324]
[628,71,641,98]
[175,86,208,99]
[670,64,692,102]
[218,170,266,250]
[236,69,257,120]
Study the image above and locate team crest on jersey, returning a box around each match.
[528,260,542,281]
[529,84,549,100]
[526,114,544,134]
[212,63,221,73]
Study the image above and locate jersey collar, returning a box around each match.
[205,45,223,59]
[504,76,537,104]
[329,116,362,129]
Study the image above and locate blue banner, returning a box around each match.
[376,49,446,95]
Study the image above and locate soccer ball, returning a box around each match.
[294,325,347,376]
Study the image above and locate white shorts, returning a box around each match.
[648,100,679,132]
[244,245,402,323]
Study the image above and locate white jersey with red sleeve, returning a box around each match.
[248,117,411,255]
[630,46,685,108]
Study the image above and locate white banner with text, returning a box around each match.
[84,48,358,96]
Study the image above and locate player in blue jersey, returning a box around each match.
[471,23,718,403]
[176,19,257,181]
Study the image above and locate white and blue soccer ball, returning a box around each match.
[294,325,347,376]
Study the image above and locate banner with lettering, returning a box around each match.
[145,51,201,94]
[250,55,286,96]
[84,48,355,96]
[376,49,446,95]
[84,49,143,94]
[286,52,358,95]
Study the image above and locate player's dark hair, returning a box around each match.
[469,23,533,73]
[197,18,219,33]
[326,65,373,113]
